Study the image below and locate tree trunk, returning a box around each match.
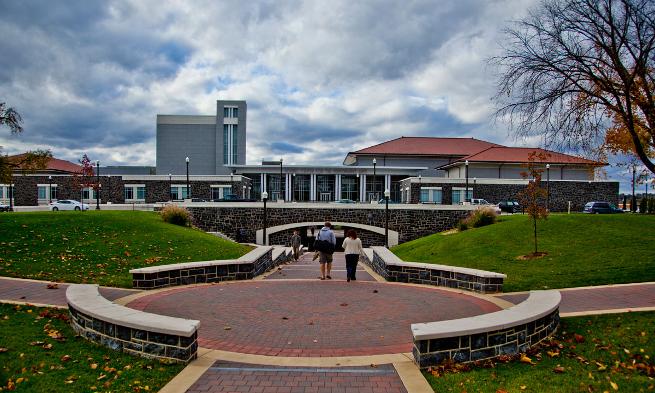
[533,216,538,254]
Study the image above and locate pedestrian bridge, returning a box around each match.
[184,202,475,246]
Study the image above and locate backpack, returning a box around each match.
[313,230,335,254]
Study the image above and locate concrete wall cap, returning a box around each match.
[66,284,199,336]
[236,246,273,262]
[411,290,561,341]
[129,259,245,274]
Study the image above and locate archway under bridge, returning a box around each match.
[256,221,399,248]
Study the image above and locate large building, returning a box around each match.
[2,99,617,211]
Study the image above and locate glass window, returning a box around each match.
[233,108,238,118]
[223,124,229,165]
[224,107,229,117]
[50,186,57,200]
[211,188,222,200]
[420,189,429,202]
[181,186,189,199]
[431,189,443,204]
[136,186,146,200]
[124,187,134,200]
[0,187,4,199]
[232,125,238,163]
[170,187,179,200]
[452,190,461,205]
[341,176,358,201]
[38,186,47,199]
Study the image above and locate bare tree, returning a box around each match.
[494,0,655,174]
[1,101,51,183]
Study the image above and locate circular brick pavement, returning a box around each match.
[127,280,501,357]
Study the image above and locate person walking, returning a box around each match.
[315,222,336,280]
[342,230,363,282]
[290,230,302,261]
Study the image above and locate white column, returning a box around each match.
[335,174,341,201]
[286,173,292,201]
[359,174,366,202]
[385,174,391,192]
[310,174,316,201]
[261,173,266,193]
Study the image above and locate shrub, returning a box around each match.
[639,197,648,214]
[160,205,192,226]
[465,207,498,228]
[649,198,654,214]
[457,220,469,231]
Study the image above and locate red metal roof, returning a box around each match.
[351,136,503,156]
[440,147,604,167]
[9,154,81,173]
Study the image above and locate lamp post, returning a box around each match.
[230,172,234,197]
[280,158,283,202]
[48,175,52,204]
[262,191,268,245]
[185,157,190,200]
[243,185,246,198]
[384,189,390,247]
[465,160,469,204]
[372,158,377,202]
[632,164,636,212]
[95,160,100,210]
[168,173,172,201]
[546,164,550,211]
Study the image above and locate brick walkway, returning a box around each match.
[127,254,500,356]
[497,282,655,314]
[266,252,375,281]
[0,277,136,306]
[185,362,408,393]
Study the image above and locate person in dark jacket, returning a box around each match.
[316,222,336,280]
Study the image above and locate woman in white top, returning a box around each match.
[342,230,364,282]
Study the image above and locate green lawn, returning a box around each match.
[0,211,251,288]
[425,312,655,393]
[0,303,183,392]
[392,214,655,292]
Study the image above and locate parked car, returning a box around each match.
[498,201,521,213]
[334,199,356,204]
[583,201,624,214]
[49,200,89,211]
[0,202,10,212]
[468,198,502,215]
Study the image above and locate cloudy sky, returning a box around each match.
[0,0,639,191]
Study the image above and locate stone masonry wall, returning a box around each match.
[402,180,619,212]
[132,248,279,289]
[68,305,198,363]
[10,175,251,206]
[268,227,385,249]
[413,309,560,368]
[363,248,504,294]
[188,206,470,245]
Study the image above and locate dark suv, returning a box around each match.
[583,202,624,214]
[498,201,520,213]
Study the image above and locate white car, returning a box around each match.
[49,200,90,211]
[0,202,10,212]
[470,198,502,215]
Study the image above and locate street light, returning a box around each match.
[8,175,13,212]
[384,189,390,247]
[280,158,283,202]
[262,191,269,245]
[546,164,550,211]
[95,160,100,210]
[632,164,636,212]
[243,185,246,198]
[372,158,377,202]
[168,173,172,201]
[465,160,469,204]
[418,174,421,204]
[185,157,190,200]
[230,172,234,197]
[48,175,52,204]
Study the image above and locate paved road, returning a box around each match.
[0,277,136,306]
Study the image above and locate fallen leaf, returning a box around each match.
[0,347,8,353]
[370,364,378,368]
[574,334,585,343]
[46,283,59,289]
[90,363,98,370]
[340,303,348,307]
[553,366,565,373]
[60,355,71,362]
[42,343,53,350]
[223,326,231,331]
[520,354,533,365]
[610,381,618,390]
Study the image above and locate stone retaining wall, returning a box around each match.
[67,285,199,363]
[130,247,290,289]
[411,291,561,368]
[362,247,505,294]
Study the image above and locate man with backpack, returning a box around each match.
[314,222,336,280]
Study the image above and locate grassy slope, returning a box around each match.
[0,303,183,392]
[425,312,655,393]
[392,214,655,292]
[0,211,251,288]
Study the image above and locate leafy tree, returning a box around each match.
[0,101,51,184]
[639,196,648,213]
[71,154,97,198]
[518,151,550,255]
[494,0,655,175]
[649,197,654,213]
